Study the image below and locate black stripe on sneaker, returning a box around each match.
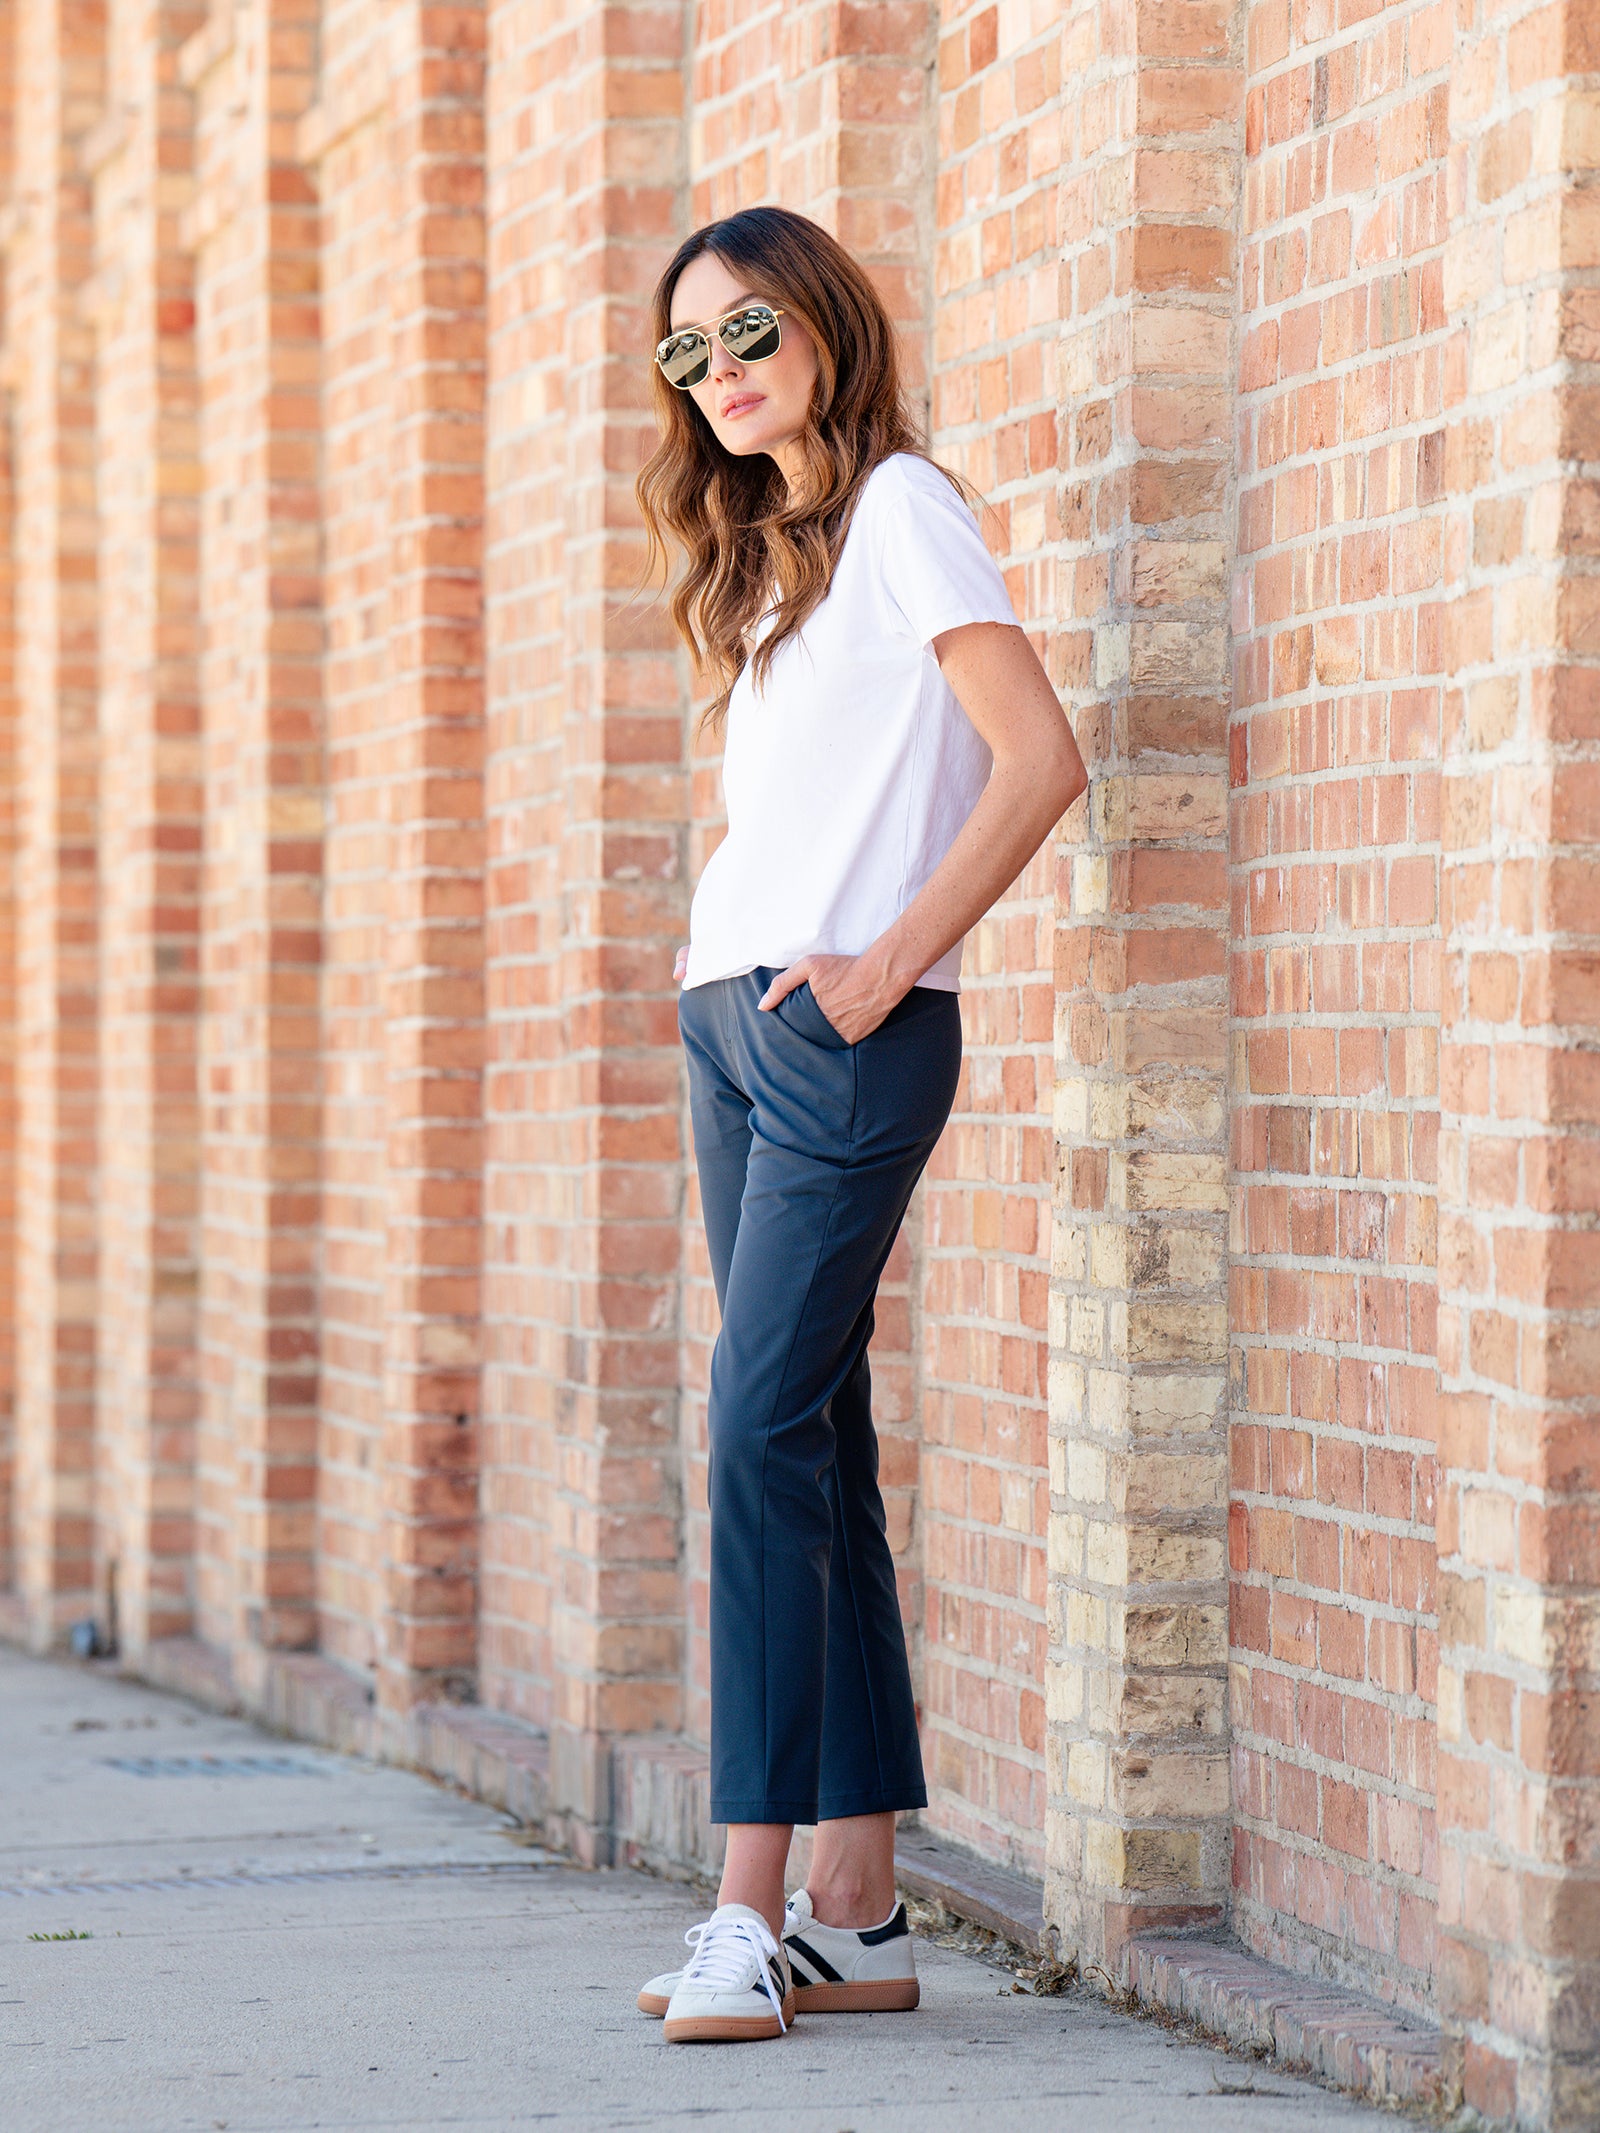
[857,1903,909,1947]
[784,1933,844,1984]
[768,1955,788,1994]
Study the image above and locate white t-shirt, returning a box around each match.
[682,452,1020,994]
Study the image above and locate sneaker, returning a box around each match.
[637,1894,810,2016]
[637,1919,707,2017]
[782,1888,920,2012]
[660,1903,795,2043]
[636,1889,921,2019]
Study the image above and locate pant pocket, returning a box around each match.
[775,980,852,1051]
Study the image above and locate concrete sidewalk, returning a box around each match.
[0,1647,1384,2132]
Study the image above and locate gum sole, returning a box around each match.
[793,1977,920,2013]
[637,1989,671,2017]
[663,1993,796,2044]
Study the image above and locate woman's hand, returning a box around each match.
[758,952,909,1046]
[674,945,689,983]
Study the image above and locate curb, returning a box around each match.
[1125,1932,1443,2113]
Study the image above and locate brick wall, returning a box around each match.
[0,19,16,1597]
[184,0,324,1664]
[1049,0,1237,1964]
[7,0,103,1640]
[3,0,1598,2114]
[1229,0,1448,2012]
[89,0,204,1654]
[305,0,393,1681]
[1436,0,1600,2119]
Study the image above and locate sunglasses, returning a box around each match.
[654,303,787,390]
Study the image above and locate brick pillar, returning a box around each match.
[1437,2,1600,2122]
[5,0,103,1649]
[1047,0,1239,1966]
[181,0,323,1664]
[542,0,688,1858]
[374,0,487,1717]
[0,208,17,1603]
[87,0,203,1658]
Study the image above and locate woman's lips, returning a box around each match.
[719,393,765,419]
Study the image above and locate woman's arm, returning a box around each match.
[757,621,1087,1044]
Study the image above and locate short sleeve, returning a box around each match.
[874,467,1020,648]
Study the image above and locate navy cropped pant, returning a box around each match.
[679,968,962,1826]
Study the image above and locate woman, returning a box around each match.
[632,206,1087,2045]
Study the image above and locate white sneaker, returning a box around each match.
[637,1920,708,2017]
[782,1888,920,2012]
[638,1894,815,2016]
[660,1903,795,2043]
[638,1891,920,2019]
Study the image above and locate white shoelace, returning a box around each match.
[678,1912,789,2031]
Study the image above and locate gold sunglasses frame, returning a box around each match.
[654,305,787,390]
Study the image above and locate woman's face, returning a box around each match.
[668,252,820,478]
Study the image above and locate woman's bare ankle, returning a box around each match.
[717,1822,792,1940]
[806,1881,897,1930]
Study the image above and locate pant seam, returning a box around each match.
[832,1314,891,1803]
[748,1035,859,1822]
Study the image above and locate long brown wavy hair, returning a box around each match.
[636,205,959,731]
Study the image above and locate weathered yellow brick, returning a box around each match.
[1127,624,1229,695]
[1049,1436,1069,1496]
[1130,1372,1226,1432]
[1084,1820,1126,1886]
[1113,1672,1226,1738]
[1469,299,1527,393]
[1090,1224,1128,1289]
[1110,1448,1227,1516]
[1120,1827,1203,1889]
[1122,1601,1229,1667]
[1069,1294,1104,1357]
[1123,1529,1225,1585]
[1130,304,1230,372]
[1054,1072,1089,1136]
[1046,1662,1084,1725]
[1073,852,1108,914]
[1111,1748,1229,1818]
[1130,540,1228,606]
[1126,1072,1227,1143]
[1045,1812,1082,1878]
[1068,1740,1108,1806]
[1067,1587,1108,1652]
[1049,1350,1087,1423]
[1049,1510,1086,1576]
[1127,1300,1229,1365]
[1085,1518,1126,1586]
[1110,1005,1228,1072]
[1093,621,1129,689]
[1114,1150,1229,1213]
[1051,1219,1087,1281]
[1067,1437,1108,1504]
[1101,769,1228,841]
[1437,1662,1464,1746]
[1099,1221,1228,1304]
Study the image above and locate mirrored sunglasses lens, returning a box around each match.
[722,309,781,362]
[658,333,710,388]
